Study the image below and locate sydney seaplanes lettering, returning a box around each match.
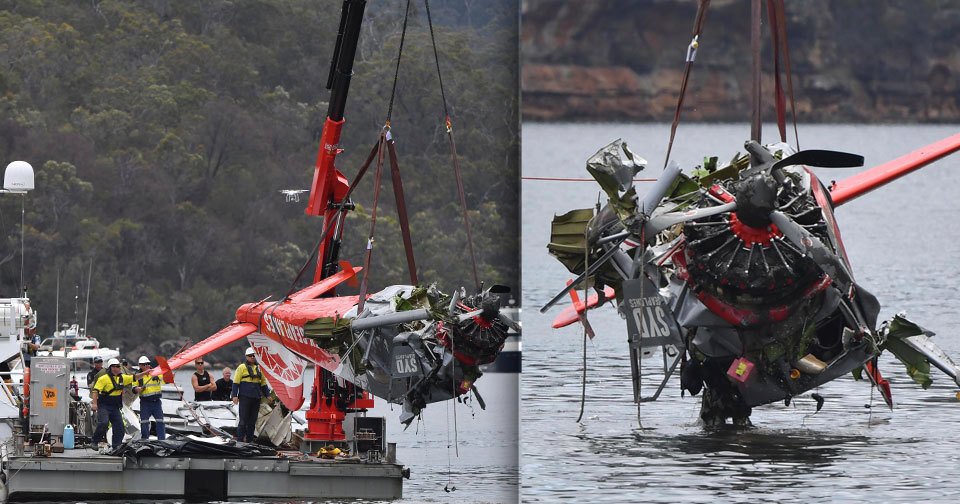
[628,296,671,339]
[261,312,339,367]
[394,352,418,375]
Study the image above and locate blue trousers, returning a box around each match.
[93,403,124,447]
[139,398,165,440]
[237,396,260,442]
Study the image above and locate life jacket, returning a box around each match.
[234,362,268,399]
[239,363,263,383]
[95,372,129,406]
[100,373,124,397]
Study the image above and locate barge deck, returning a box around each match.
[2,447,404,501]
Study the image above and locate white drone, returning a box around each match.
[279,189,309,203]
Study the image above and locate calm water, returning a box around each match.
[521,123,960,503]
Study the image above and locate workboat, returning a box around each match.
[35,324,120,365]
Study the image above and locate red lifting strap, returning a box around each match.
[386,137,419,286]
[664,0,711,168]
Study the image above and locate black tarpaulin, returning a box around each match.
[109,437,276,458]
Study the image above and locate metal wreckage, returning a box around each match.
[543,136,960,425]
[152,0,518,444]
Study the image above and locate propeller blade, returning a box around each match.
[772,149,864,170]
[769,211,853,285]
[457,309,486,323]
[639,161,682,215]
[487,284,511,294]
[742,140,863,180]
[497,312,521,332]
[448,288,462,313]
[646,201,738,236]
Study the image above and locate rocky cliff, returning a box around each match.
[522,0,960,122]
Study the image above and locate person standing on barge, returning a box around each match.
[90,358,149,448]
[231,347,270,443]
[136,356,166,440]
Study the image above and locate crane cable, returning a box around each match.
[425,0,481,292]
[357,0,412,312]
[663,0,711,169]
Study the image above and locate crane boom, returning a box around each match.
[304,0,367,284]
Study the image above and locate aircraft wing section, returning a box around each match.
[150,322,257,377]
[831,132,960,206]
[289,262,361,301]
[247,332,307,410]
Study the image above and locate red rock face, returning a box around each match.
[522,0,960,122]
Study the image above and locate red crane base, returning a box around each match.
[303,368,375,442]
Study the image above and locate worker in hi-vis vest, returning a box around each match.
[136,356,166,440]
[232,347,270,442]
[90,358,149,448]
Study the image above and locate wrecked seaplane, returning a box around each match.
[540,0,960,427]
[154,279,515,429]
[542,136,960,425]
[148,0,518,448]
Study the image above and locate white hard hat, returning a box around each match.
[106,358,120,367]
[245,347,256,356]
[138,356,151,365]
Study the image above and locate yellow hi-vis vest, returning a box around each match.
[93,372,133,397]
[233,362,268,398]
[138,374,164,398]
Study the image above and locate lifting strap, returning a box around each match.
[767,0,787,143]
[770,0,800,149]
[387,137,418,285]
[664,0,711,169]
[750,0,762,145]
[357,0,419,310]
[383,0,418,286]
[357,129,388,313]
[425,0,480,291]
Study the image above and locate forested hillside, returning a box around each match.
[523,0,960,122]
[0,0,519,362]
